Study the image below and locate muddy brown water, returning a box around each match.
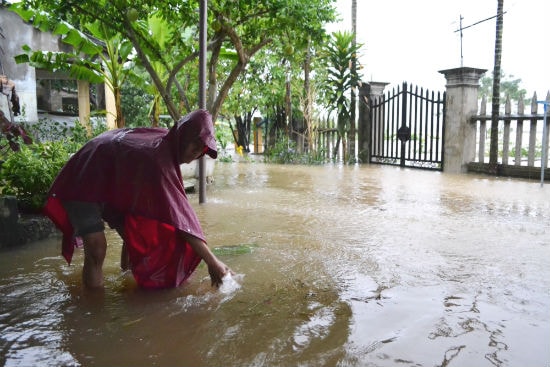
[1,163,549,367]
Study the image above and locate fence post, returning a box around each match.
[438,67,487,173]
[357,81,388,163]
[357,82,371,163]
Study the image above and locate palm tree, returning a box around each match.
[489,0,504,169]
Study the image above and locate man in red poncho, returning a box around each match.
[43,109,232,289]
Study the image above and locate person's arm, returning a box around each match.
[180,231,233,287]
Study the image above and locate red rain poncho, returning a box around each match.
[43,110,217,288]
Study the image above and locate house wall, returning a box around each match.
[0,7,72,123]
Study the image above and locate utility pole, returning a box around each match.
[454,4,506,172]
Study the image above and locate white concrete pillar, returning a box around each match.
[439,67,487,173]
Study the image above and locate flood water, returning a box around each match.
[1,163,549,367]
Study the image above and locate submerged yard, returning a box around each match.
[1,163,548,366]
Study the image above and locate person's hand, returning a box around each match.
[179,232,234,288]
[207,259,233,288]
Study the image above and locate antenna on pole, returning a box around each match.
[459,15,464,67]
[454,11,507,66]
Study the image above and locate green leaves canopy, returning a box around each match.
[13,0,337,122]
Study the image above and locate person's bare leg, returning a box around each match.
[114,227,129,271]
[120,241,129,271]
[81,231,107,288]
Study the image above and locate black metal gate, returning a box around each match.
[370,82,446,170]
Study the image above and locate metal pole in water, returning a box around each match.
[539,101,549,187]
[198,0,207,203]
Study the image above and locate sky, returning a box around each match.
[328,0,549,101]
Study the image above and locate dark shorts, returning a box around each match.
[62,201,126,236]
[62,201,105,236]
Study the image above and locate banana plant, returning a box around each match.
[139,13,192,126]
[10,3,135,128]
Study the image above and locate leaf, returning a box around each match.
[69,64,104,84]
[53,22,70,35]
[14,54,30,64]
[212,244,258,256]
[119,40,134,61]
[9,3,34,22]
[63,29,103,55]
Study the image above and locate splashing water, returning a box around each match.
[218,273,244,295]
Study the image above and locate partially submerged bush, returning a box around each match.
[0,141,70,212]
[0,120,106,212]
[264,133,327,164]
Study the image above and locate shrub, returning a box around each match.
[0,117,107,212]
[0,141,70,212]
[22,118,107,148]
[265,133,327,165]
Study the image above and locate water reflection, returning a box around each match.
[1,163,549,366]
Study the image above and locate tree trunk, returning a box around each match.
[333,135,341,160]
[349,0,357,161]
[489,0,504,171]
[150,95,161,127]
[114,86,125,128]
[303,37,313,153]
[124,18,181,121]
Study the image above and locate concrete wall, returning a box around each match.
[1,8,73,123]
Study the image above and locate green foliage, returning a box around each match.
[510,146,528,159]
[322,31,363,126]
[265,132,326,164]
[0,121,106,211]
[10,3,138,128]
[11,0,340,164]
[510,144,543,160]
[17,0,337,122]
[213,119,235,162]
[10,2,110,83]
[0,141,70,211]
[319,31,363,162]
[480,71,528,103]
[121,82,154,127]
[15,43,104,85]
[23,118,106,147]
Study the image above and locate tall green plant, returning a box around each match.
[322,31,362,162]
